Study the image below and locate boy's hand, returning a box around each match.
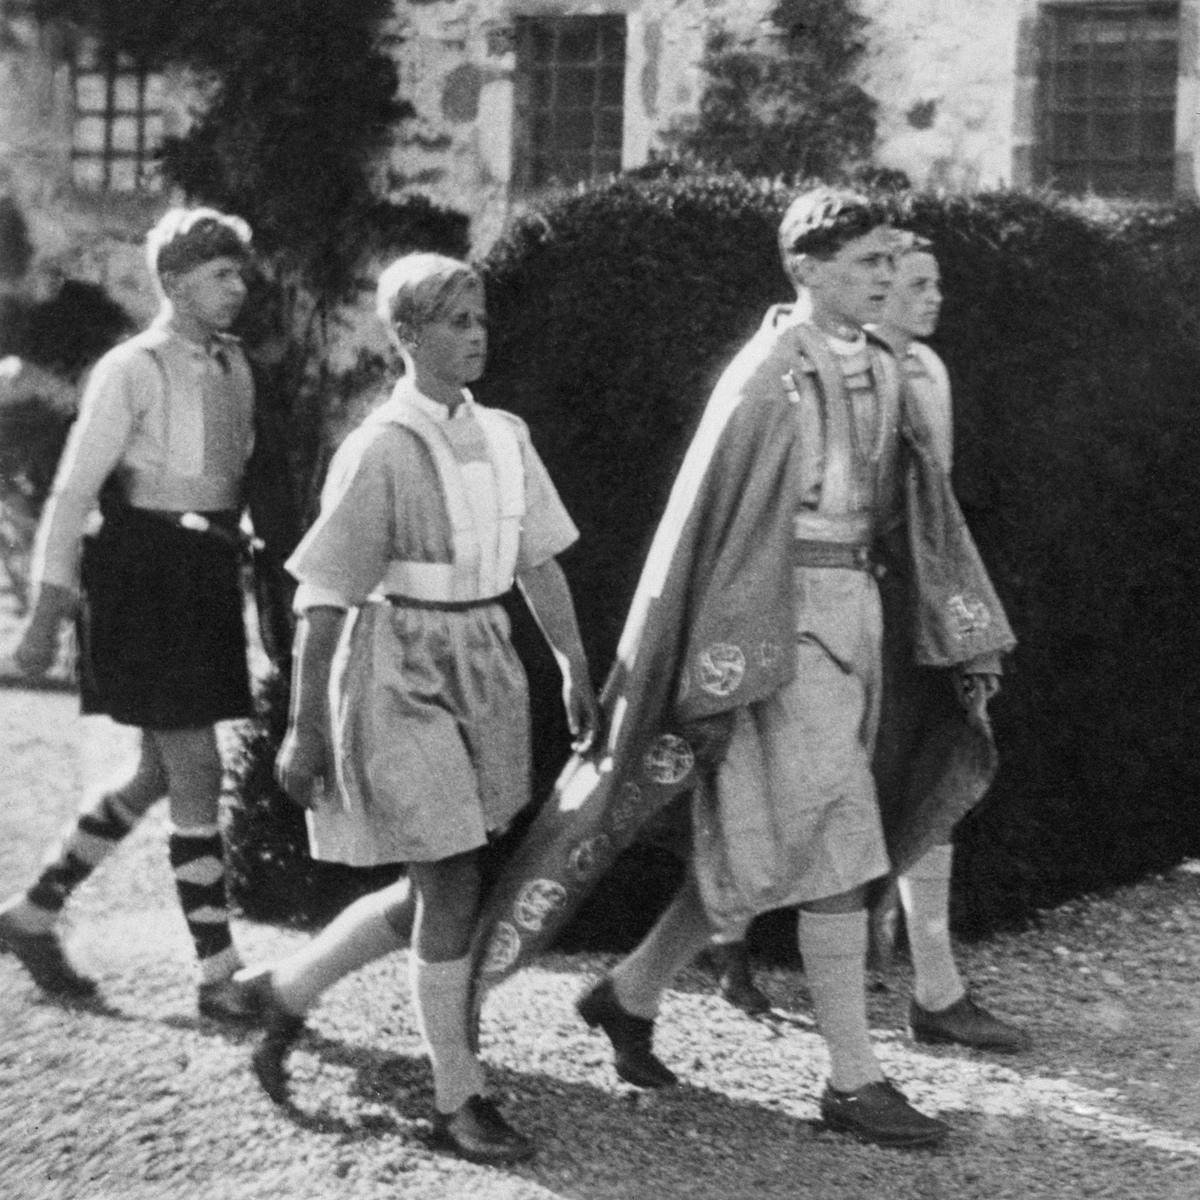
[954,670,999,717]
[564,675,602,754]
[275,727,330,810]
[14,583,75,678]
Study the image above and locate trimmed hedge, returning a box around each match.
[229,171,1200,949]
[476,175,1200,943]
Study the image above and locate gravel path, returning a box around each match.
[2,687,1199,1200]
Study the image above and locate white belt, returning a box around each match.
[372,560,505,604]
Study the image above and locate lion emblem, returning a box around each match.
[514,879,568,932]
[480,922,521,975]
[696,642,746,698]
[642,733,695,786]
[947,592,992,641]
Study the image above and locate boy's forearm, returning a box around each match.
[288,606,347,734]
[516,559,590,678]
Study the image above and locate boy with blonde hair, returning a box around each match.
[259,253,598,1163]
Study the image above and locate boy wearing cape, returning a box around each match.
[472,189,1015,1149]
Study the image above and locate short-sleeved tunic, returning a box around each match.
[286,383,577,866]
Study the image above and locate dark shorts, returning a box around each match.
[77,507,252,730]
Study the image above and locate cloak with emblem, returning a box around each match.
[469,310,1016,1009]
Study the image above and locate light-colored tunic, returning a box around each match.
[286,383,577,866]
[33,317,255,592]
[700,326,899,917]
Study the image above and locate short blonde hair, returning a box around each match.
[375,253,481,336]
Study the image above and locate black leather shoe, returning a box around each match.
[0,910,96,998]
[430,1095,535,1164]
[576,976,678,1088]
[231,964,306,1103]
[706,941,771,1016]
[198,975,267,1023]
[910,993,1032,1054]
[820,1079,949,1148]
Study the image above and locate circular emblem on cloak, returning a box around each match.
[696,642,746,697]
[514,878,568,932]
[480,922,521,976]
[567,834,612,880]
[643,733,695,786]
[947,592,992,640]
[606,782,641,834]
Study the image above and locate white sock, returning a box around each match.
[273,885,409,1016]
[410,954,487,1114]
[610,876,714,1018]
[898,843,966,1013]
[798,908,883,1093]
[0,893,56,934]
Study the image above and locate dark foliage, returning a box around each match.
[44,0,427,297]
[0,195,34,283]
[663,0,877,181]
[225,170,1200,947]
[476,175,1200,944]
[1,280,134,380]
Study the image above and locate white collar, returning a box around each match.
[390,379,474,421]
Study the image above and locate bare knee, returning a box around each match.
[108,731,170,818]
[152,727,223,827]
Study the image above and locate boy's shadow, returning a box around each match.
[246,1028,867,1193]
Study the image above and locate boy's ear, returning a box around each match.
[785,251,816,289]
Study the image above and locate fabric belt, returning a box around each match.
[385,592,508,612]
[793,538,880,574]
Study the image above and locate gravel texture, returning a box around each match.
[2,685,1199,1200]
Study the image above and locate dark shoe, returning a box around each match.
[910,993,1032,1054]
[231,964,306,1103]
[820,1079,949,1148]
[576,976,677,1089]
[0,910,96,998]
[430,1094,535,1164]
[198,973,267,1024]
[706,941,771,1016]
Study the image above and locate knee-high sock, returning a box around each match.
[797,908,883,1093]
[609,875,713,1019]
[21,791,143,926]
[168,824,239,984]
[898,843,964,1012]
[272,881,411,1016]
[410,953,487,1114]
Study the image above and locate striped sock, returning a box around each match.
[168,825,239,984]
[26,793,141,917]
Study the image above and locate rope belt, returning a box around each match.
[385,592,508,612]
[793,538,881,574]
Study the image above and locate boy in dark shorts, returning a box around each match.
[0,207,272,1021]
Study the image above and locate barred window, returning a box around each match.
[72,37,164,193]
[513,15,626,192]
[1035,3,1179,199]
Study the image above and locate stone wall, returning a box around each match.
[4,0,1199,362]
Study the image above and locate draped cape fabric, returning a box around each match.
[468,315,1016,1017]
